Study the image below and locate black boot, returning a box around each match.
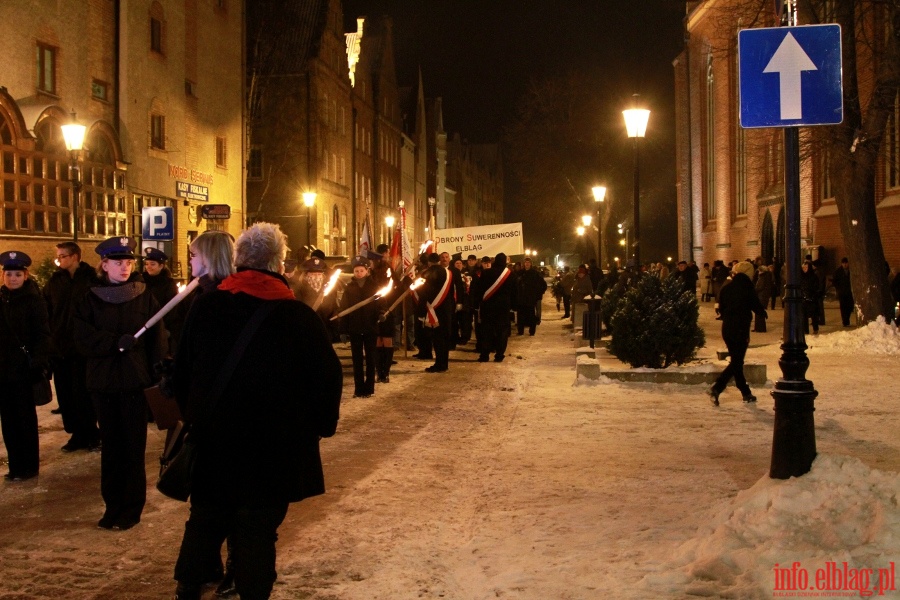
[215,539,236,597]
[382,347,394,383]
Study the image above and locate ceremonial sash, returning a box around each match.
[425,268,452,327]
[482,267,511,302]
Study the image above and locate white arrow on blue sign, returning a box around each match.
[739,24,843,128]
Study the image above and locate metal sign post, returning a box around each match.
[739,22,843,478]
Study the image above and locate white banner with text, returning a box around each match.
[434,222,524,258]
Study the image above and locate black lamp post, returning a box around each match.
[623,101,650,270]
[591,185,606,269]
[302,191,316,250]
[61,113,86,243]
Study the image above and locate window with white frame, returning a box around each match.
[705,49,716,221]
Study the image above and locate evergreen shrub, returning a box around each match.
[30,257,58,289]
[607,273,705,368]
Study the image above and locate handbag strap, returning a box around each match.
[206,300,279,412]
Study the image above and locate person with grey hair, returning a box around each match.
[172,222,342,600]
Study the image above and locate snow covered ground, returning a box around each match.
[0,299,898,599]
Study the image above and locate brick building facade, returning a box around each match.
[0,0,244,276]
[675,1,900,277]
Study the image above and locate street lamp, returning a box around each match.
[61,113,86,242]
[302,191,316,249]
[591,185,606,268]
[623,99,650,269]
[384,215,395,245]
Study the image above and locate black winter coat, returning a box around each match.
[73,273,167,393]
[515,268,547,307]
[143,268,178,310]
[338,275,380,335]
[144,268,179,353]
[42,261,97,356]
[173,277,342,506]
[718,273,765,334]
[472,256,515,320]
[0,280,51,383]
[416,265,454,325]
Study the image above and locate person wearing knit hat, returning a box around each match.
[732,260,756,280]
[708,259,767,406]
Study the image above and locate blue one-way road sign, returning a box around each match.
[739,24,843,128]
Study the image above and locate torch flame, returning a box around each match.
[176,282,187,293]
[323,269,342,296]
[410,277,425,290]
[376,278,394,297]
[418,240,433,255]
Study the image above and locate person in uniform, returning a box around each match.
[0,251,51,481]
[338,256,379,397]
[43,242,100,452]
[419,253,453,373]
[142,247,179,354]
[74,236,167,530]
[471,253,515,362]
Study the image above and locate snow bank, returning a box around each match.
[809,317,900,355]
[641,454,900,599]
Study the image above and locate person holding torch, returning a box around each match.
[74,236,168,530]
[338,256,379,397]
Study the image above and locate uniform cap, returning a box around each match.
[301,258,326,273]
[350,255,370,268]
[143,247,168,262]
[96,236,137,259]
[0,250,32,271]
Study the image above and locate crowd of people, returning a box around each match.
[0,225,343,600]
[0,227,562,599]
[6,224,900,597]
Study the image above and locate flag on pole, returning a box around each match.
[359,209,373,258]
[400,205,414,276]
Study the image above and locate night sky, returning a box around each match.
[342,0,688,261]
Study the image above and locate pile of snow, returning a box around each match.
[809,316,900,355]
[642,454,900,599]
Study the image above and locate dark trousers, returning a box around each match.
[802,300,819,334]
[516,306,537,335]
[429,318,451,370]
[754,297,768,332]
[0,380,39,476]
[712,329,752,397]
[349,332,377,395]
[457,309,472,344]
[53,355,99,443]
[838,294,854,326]
[562,295,571,318]
[93,391,148,523]
[175,501,288,600]
[414,318,432,357]
[480,317,510,359]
